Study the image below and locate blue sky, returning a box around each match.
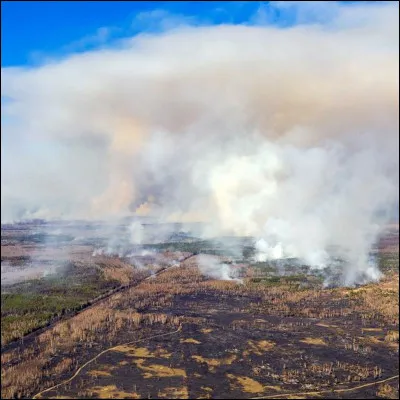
[1,1,253,66]
[1,1,382,67]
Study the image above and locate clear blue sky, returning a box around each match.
[1,1,260,66]
[1,1,383,67]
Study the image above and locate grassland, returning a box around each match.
[1,266,124,346]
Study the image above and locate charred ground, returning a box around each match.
[1,221,399,399]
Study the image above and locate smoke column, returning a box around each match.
[2,2,398,285]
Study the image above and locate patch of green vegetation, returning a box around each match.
[249,274,321,290]
[2,293,80,313]
[283,274,307,282]
[143,239,259,261]
[143,240,227,256]
[1,292,85,345]
[250,262,278,276]
[250,276,282,286]
[1,264,122,346]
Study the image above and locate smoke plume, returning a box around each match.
[2,2,398,285]
[197,255,239,282]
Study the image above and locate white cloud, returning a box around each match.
[131,9,198,32]
[64,26,114,51]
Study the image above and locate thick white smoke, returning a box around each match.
[197,254,239,282]
[1,2,399,285]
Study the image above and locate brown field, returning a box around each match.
[1,223,399,399]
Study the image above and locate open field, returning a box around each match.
[1,221,399,399]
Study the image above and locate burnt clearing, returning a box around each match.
[1,222,399,399]
[2,264,398,399]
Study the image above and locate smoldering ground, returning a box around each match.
[1,2,398,285]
